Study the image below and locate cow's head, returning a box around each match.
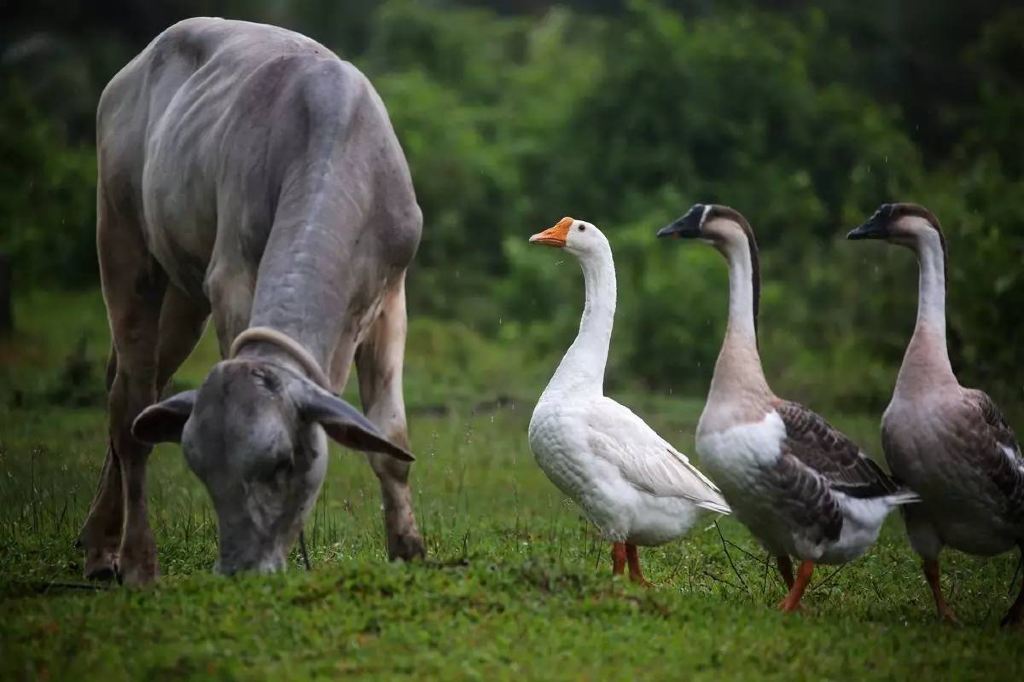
[131,359,412,575]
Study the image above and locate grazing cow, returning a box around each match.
[77,17,425,584]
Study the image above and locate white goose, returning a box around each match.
[848,203,1024,626]
[658,204,919,611]
[528,217,729,584]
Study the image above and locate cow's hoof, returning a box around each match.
[82,546,120,582]
[85,565,118,582]
[938,607,962,627]
[388,533,426,562]
[118,565,159,587]
[116,553,159,587]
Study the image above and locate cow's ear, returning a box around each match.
[132,390,197,444]
[295,382,414,462]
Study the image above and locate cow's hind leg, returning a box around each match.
[355,276,425,560]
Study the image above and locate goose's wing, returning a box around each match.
[962,389,1024,515]
[585,398,730,513]
[769,451,844,544]
[967,389,1022,459]
[775,401,902,499]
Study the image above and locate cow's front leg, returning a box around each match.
[109,361,162,586]
[77,428,123,580]
[207,265,255,359]
[355,277,425,560]
[77,345,124,580]
[101,267,167,586]
[82,181,172,586]
[81,289,208,582]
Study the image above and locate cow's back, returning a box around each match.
[97,18,420,302]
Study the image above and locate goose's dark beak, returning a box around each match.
[657,204,705,239]
[847,210,890,240]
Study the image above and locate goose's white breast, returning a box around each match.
[696,410,786,483]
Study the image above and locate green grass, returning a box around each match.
[1,290,1023,680]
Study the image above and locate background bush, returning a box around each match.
[2,0,1021,411]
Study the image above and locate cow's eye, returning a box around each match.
[268,457,293,480]
[252,367,281,392]
[258,448,293,480]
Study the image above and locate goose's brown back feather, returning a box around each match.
[772,453,844,543]
[775,400,902,499]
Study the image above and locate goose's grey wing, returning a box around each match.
[968,389,1022,458]
[963,389,1024,520]
[770,451,844,544]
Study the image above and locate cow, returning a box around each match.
[76,17,426,584]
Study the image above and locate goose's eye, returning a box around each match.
[578,225,585,232]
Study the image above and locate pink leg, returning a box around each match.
[611,542,626,576]
[923,559,960,625]
[626,543,651,586]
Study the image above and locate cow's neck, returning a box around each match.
[244,220,354,374]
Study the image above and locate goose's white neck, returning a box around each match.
[723,246,758,341]
[913,230,948,337]
[897,229,956,392]
[544,244,617,397]
[707,239,772,409]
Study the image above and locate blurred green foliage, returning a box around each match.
[0,81,97,285]
[2,0,1021,411]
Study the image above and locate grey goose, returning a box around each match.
[659,204,919,612]
[849,203,1024,626]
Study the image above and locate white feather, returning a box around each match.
[527,221,728,547]
[584,397,729,513]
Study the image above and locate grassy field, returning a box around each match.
[1,291,1023,680]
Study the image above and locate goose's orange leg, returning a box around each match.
[778,560,814,612]
[612,542,626,577]
[626,543,651,586]
[923,559,960,624]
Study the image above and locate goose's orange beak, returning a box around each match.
[529,217,574,248]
